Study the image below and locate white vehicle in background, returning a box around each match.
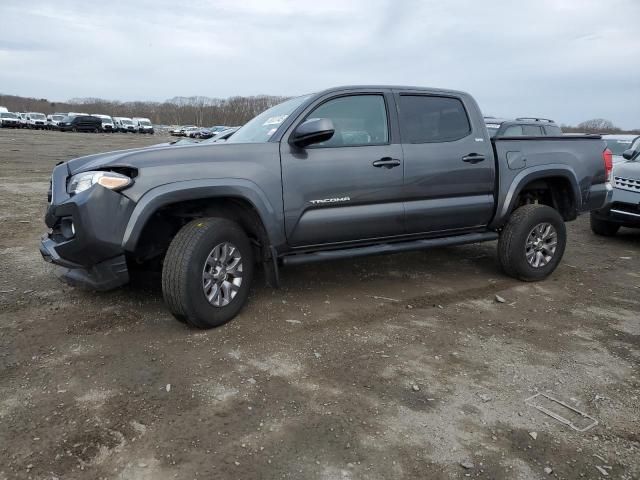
[182,126,200,138]
[92,114,116,132]
[16,113,28,128]
[113,116,136,133]
[0,111,21,128]
[26,112,47,129]
[132,117,154,134]
[0,106,8,113]
[47,114,66,130]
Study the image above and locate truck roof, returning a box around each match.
[315,85,470,97]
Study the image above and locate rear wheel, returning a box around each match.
[498,204,567,281]
[162,218,254,328]
[590,213,620,236]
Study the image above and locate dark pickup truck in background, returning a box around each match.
[40,85,612,328]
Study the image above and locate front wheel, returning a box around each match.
[590,214,620,236]
[498,204,567,281]
[162,218,254,328]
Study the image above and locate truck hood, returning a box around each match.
[64,142,238,175]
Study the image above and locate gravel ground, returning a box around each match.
[0,129,638,480]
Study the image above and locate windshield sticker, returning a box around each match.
[263,115,288,126]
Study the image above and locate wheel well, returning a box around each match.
[130,197,271,266]
[513,176,577,221]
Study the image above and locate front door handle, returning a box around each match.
[462,154,486,164]
[372,157,401,169]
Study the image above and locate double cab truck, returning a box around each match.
[40,86,612,328]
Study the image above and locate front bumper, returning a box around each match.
[40,238,129,290]
[40,169,135,290]
[591,186,640,227]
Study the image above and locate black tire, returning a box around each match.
[497,204,567,281]
[162,218,254,328]
[590,214,620,236]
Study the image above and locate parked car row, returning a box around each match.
[0,110,155,134]
[170,125,230,139]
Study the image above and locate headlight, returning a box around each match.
[67,171,132,195]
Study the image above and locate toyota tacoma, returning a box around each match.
[41,86,613,328]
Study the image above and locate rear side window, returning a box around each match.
[543,125,562,136]
[522,125,543,136]
[306,94,389,147]
[503,125,523,136]
[398,95,471,143]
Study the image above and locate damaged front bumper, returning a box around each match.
[40,164,135,290]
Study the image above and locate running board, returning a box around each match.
[281,232,499,266]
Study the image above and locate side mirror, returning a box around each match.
[622,149,636,160]
[290,118,335,148]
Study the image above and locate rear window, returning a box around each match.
[398,95,471,143]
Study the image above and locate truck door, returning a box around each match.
[395,92,495,234]
[281,91,404,247]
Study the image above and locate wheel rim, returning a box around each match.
[525,222,557,268]
[202,242,243,307]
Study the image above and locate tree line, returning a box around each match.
[0,94,288,127]
[1,93,638,133]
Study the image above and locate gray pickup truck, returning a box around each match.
[40,86,612,328]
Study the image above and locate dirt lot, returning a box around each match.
[0,129,638,480]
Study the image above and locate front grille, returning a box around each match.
[614,176,640,192]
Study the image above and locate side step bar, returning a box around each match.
[281,232,499,266]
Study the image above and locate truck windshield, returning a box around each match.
[605,138,633,156]
[227,95,311,144]
[140,120,151,126]
[1,112,17,119]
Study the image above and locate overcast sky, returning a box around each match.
[1,0,638,128]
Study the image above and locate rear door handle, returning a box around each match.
[372,157,401,169]
[462,154,485,164]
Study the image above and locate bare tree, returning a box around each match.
[576,118,619,133]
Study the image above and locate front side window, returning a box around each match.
[544,125,562,136]
[398,95,470,143]
[304,94,389,147]
[522,125,543,136]
[503,125,524,136]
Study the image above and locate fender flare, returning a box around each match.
[121,178,284,252]
[491,165,582,228]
